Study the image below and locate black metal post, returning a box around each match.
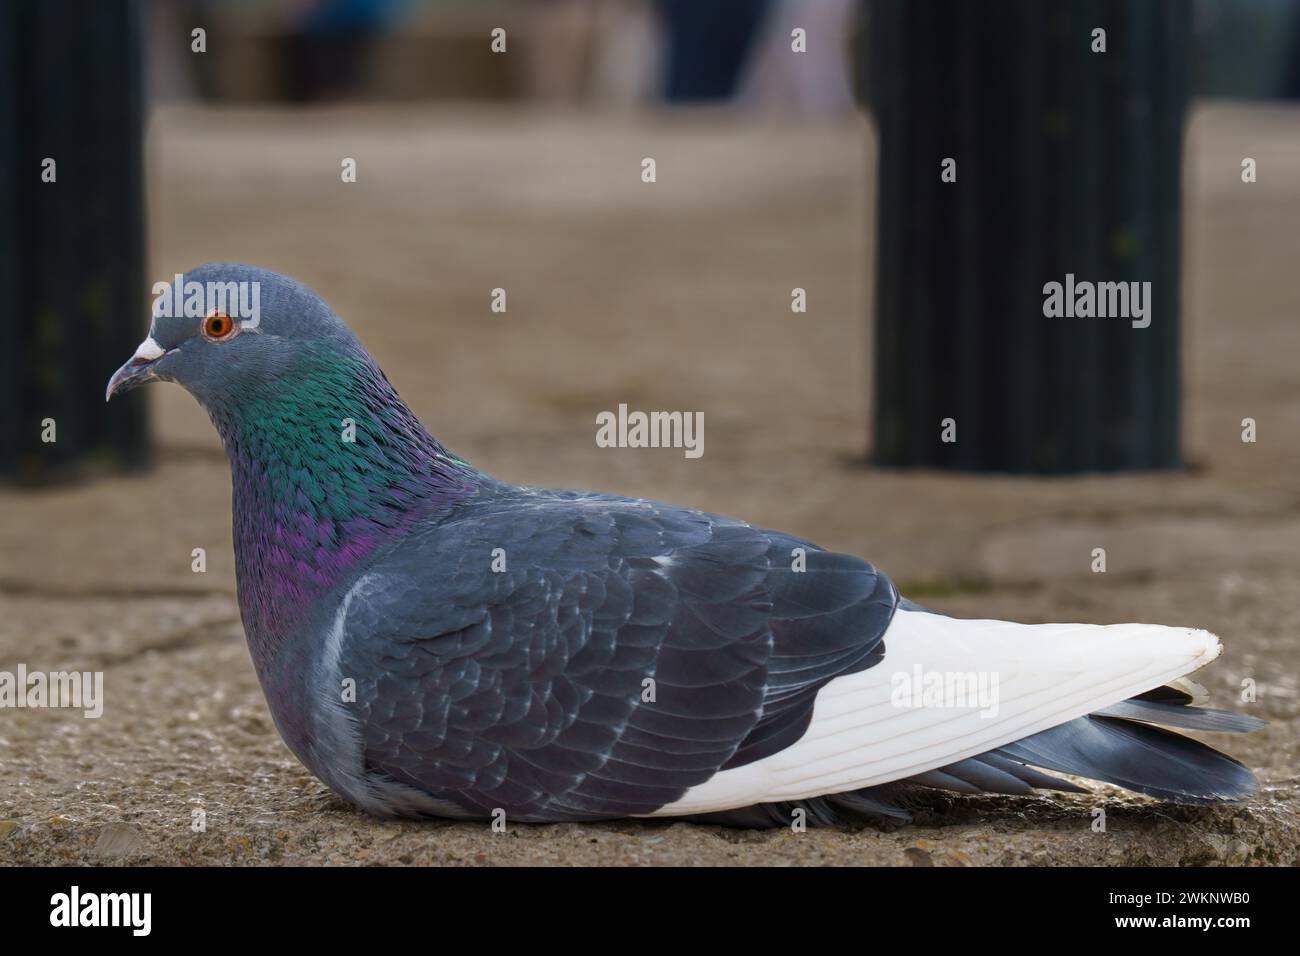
[0,0,149,483]
[868,0,1188,473]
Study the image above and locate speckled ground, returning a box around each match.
[0,104,1296,866]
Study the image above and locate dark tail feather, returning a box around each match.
[992,714,1258,805]
[681,782,916,828]
[1091,698,1264,733]
[912,751,1087,796]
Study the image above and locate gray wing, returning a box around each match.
[337,493,897,821]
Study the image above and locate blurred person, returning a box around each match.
[657,0,773,101]
[586,0,661,107]
[738,0,857,114]
[284,0,411,102]
[525,0,600,102]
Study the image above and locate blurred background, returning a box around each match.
[0,0,1298,865]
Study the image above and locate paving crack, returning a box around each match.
[86,616,245,670]
[0,578,230,601]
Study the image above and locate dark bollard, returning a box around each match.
[0,0,149,483]
[867,0,1189,473]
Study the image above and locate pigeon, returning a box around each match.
[106,264,1263,826]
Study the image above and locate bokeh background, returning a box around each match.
[0,0,1297,865]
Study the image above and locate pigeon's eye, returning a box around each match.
[203,312,236,341]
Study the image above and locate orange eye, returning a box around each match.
[203,312,235,340]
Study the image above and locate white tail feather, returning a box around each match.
[653,609,1223,815]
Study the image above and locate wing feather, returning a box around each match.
[337,492,897,820]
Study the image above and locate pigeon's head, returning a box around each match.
[106,263,359,409]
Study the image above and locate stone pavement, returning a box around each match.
[0,104,1295,864]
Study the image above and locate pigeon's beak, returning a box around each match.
[105,337,173,402]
